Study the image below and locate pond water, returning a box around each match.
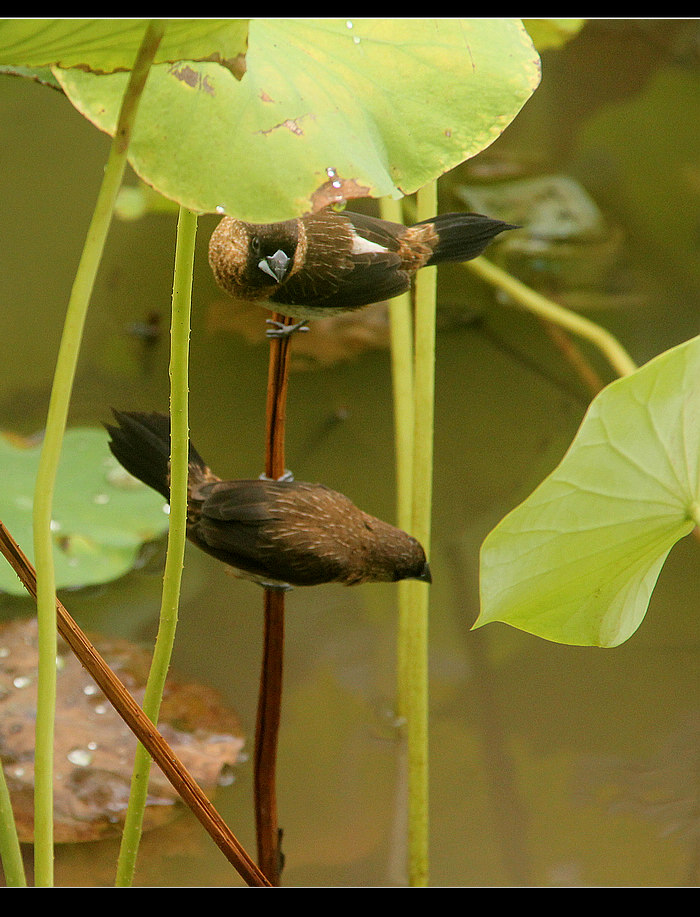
[0,19,698,886]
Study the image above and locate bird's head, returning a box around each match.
[208,215,299,299]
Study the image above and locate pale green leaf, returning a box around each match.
[476,335,700,648]
[52,18,540,221]
[0,18,248,73]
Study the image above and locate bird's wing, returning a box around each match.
[270,210,412,312]
[198,480,278,523]
[194,480,349,586]
[189,481,281,575]
[282,252,411,311]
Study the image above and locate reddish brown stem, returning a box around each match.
[0,520,271,888]
[255,312,296,884]
[255,588,286,883]
[264,317,295,481]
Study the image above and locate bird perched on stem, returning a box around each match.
[105,410,431,590]
[208,206,515,335]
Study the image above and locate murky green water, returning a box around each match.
[0,20,698,886]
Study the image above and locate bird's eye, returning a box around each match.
[250,236,261,256]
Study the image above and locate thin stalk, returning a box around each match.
[255,313,296,885]
[0,520,270,887]
[115,204,197,887]
[264,317,295,481]
[466,256,638,378]
[403,182,438,888]
[30,20,165,887]
[381,196,417,882]
[411,181,437,558]
[255,589,285,885]
[380,197,415,532]
[0,758,26,886]
[379,198,415,879]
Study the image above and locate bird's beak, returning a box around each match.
[258,249,290,283]
[416,562,432,584]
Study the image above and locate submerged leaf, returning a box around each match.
[0,617,244,843]
[0,426,169,595]
[476,335,700,647]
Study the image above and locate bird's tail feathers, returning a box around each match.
[422,212,516,265]
[105,410,208,501]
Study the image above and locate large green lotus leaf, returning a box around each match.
[0,18,249,73]
[0,427,169,596]
[51,18,539,221]
[476,335,700,648]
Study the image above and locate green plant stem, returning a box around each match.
[381,197,415,532]
[406,183,438,888]
[383,187,436,887]
[411,186,437,567]
[382,195,422,886]
[466,256,638,378]
[30,20,165,887]
[0,761,26,886]
[115,205,196,887]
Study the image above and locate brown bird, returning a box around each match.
[105,410,431,589]
[208,206,514,335]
